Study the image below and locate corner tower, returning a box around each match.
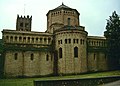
[16,15,32,31]
[46,3,80,33]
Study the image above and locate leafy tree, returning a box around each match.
[104,11,120,70]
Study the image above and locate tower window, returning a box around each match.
[25,23,29,27]
[32,38,34,43]
[73,39,75,43]
[60,40,62,44]
[65,39,67,44]
[68,18,70,26]
[44,38,47,43]
[6,36,9,40]
[83,40,85,45]
[14,53,18,60]
[40,38,42,41]
[74,47,78,57]
[68,39,71,43]
[19,37,22,42]
[10,36,13,42]
[27,37,30,42]
[80,39,82,44]
[31,54,34,61]
[48,38,51,43]
[20,23,23,27]
[58,40,60,44]
[36,38,38,42]
[23,37,26,42]
[76,39,79,43]
[15,36,17,41]
[59,48,62,58]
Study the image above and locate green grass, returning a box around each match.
[0,70,120,86]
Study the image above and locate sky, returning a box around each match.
[0,0,120,39]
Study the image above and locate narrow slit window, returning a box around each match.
[59,48,62,58]
[46,54,49,61]
[31,54,34,60]
[68,18,70,26]
[74,47,78,57]
[14,53,18,60]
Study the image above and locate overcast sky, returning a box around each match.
[0,0,120,39]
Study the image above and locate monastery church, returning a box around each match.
[1,3,108,77]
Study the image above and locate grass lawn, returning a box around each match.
[0,70,120,86]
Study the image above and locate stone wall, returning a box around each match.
[47,9,79,33]
[4,51,53,77]
[55,29,88,75]
[87,36,108,72]
[87,52,108,72]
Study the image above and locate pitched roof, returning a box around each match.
[55,3,71,9]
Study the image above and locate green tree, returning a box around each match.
[104,11,120,70]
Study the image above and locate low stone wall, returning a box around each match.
[34,76,120,86]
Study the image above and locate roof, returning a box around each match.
[55,3,71,9]
[87,36,106,40]
[46,3,79,15]
[53,25,87,34]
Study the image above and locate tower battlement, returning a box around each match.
[16,15,32,31]
[17,15,32,19]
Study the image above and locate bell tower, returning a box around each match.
[16,15,32,31]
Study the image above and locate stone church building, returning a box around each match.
[1,3,108,77]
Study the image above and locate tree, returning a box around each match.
[104,11,120,70]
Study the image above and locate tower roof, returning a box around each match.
[55,3,71,9]
[46,3,79,16]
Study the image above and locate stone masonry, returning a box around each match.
[2,3,108,77]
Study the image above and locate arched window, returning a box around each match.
[32,38,34,43]
[46,54,49,61]
[65,39,67,44]
[83,40,85,45]
[19,37,22,42]
[59,48,62,58]
[80,39,82,44]
[36,38,38,42]
[15,36,17,41]
[10,36,13,42]
[68,18,70,26]
[6,36,9,40]
[44,38,47,43]
[48,38,51,44]
[14,53,18,60]
[74,47,78,57]
[31,54,34,60]
[23,37,26,42]
[28,37,30,42]
[68,39,71,43]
